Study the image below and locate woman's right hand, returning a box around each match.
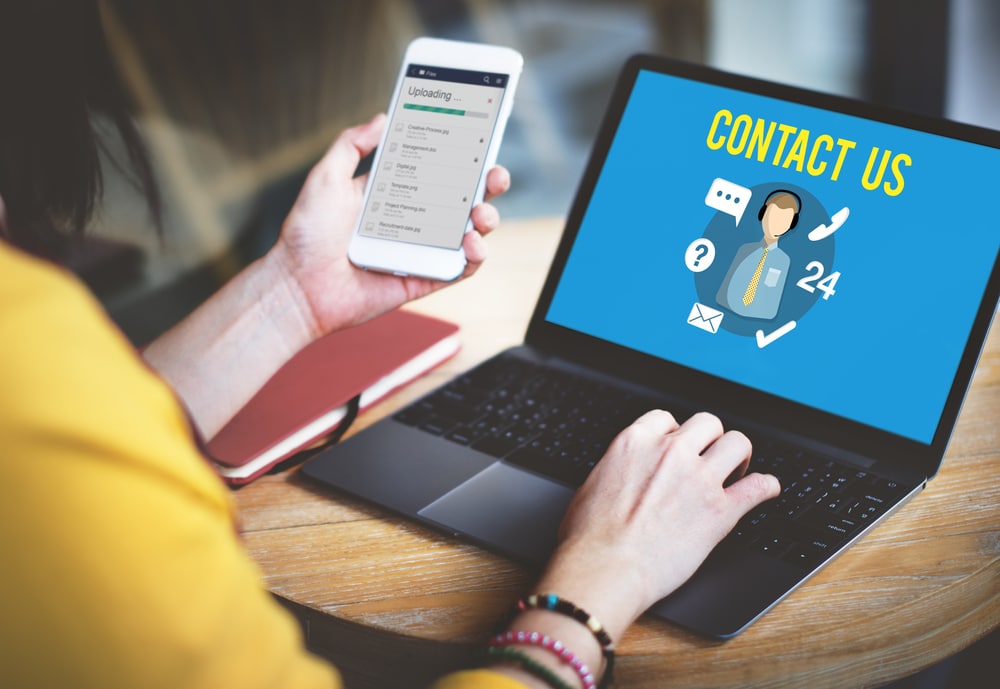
[535,410,780,641]
[485,411,780,689]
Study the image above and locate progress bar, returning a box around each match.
[403,103,489,118]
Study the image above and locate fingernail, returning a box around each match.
[768,474,782,493]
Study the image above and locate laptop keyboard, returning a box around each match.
[394,354,659,486]
[394,353,908,568]
[724,446,908,567]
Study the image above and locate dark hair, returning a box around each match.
[0,2,160,255]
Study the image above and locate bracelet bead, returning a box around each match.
[490,630,597,689]
[511,594,616,688]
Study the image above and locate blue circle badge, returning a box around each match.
[688,180,845,343]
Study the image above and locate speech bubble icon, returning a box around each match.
[705,178,753,226]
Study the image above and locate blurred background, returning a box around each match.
[83,2,996,686]
[90,0,999,346]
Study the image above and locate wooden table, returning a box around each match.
[234,217,1000,689]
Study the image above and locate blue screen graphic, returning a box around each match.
[546,70,999,443]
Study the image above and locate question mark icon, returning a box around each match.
[684,238,716,273]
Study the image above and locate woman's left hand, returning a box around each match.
[143,114,508,438]
[271,113,511,339]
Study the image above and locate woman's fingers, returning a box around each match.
[669,411,725,454]
[484,165,511,201]
[631,408,680,434]
[726,471,782,513]
[700,428,752,481]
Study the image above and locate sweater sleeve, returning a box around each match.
[430,669,532,689]
[0,243,339,689]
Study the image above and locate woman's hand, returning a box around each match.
[488,411,780,689]
[143,115,509,439]
[535,410,780,641]
[271,113,511,339]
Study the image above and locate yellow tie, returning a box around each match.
[742,246,770,306]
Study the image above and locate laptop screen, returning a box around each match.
[545,67,1000,444]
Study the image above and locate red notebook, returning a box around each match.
[206,309,460,485]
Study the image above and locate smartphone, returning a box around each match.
[348,37,523,281]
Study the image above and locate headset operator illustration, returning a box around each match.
[716,190,801,320]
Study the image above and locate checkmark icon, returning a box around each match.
[756,320,796,348]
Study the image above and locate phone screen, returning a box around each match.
[358,64,510,249]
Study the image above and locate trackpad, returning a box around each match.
[418,463,575,567]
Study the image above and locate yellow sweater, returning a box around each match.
[0,241,522,689]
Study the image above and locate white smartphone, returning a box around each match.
[347,37,523,281]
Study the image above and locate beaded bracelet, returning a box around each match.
[491,630,597,689]
[514,594,615,687]
[485,645,577,689]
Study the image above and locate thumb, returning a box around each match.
[320,113,387,183]
[725,472,781,516]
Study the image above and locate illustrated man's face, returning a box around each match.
[761,204,796,243]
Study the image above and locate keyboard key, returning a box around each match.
[418,417,453,435]
[754,535,792,558]
[472,434,523,458]
[508,447,585,486]
[445,428,479,445]
[782,541,831,567]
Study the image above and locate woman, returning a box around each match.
[0,4,778,688]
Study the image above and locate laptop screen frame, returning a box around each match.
[524,54,1000,478]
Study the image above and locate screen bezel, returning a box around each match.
[525,54,1000,478]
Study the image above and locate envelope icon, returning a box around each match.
[688,302,724,334]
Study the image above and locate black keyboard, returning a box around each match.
[396,353,909,568]
[718,443,909,567]
[394,354,660,487]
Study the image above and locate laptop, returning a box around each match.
[303,54,1000,639]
